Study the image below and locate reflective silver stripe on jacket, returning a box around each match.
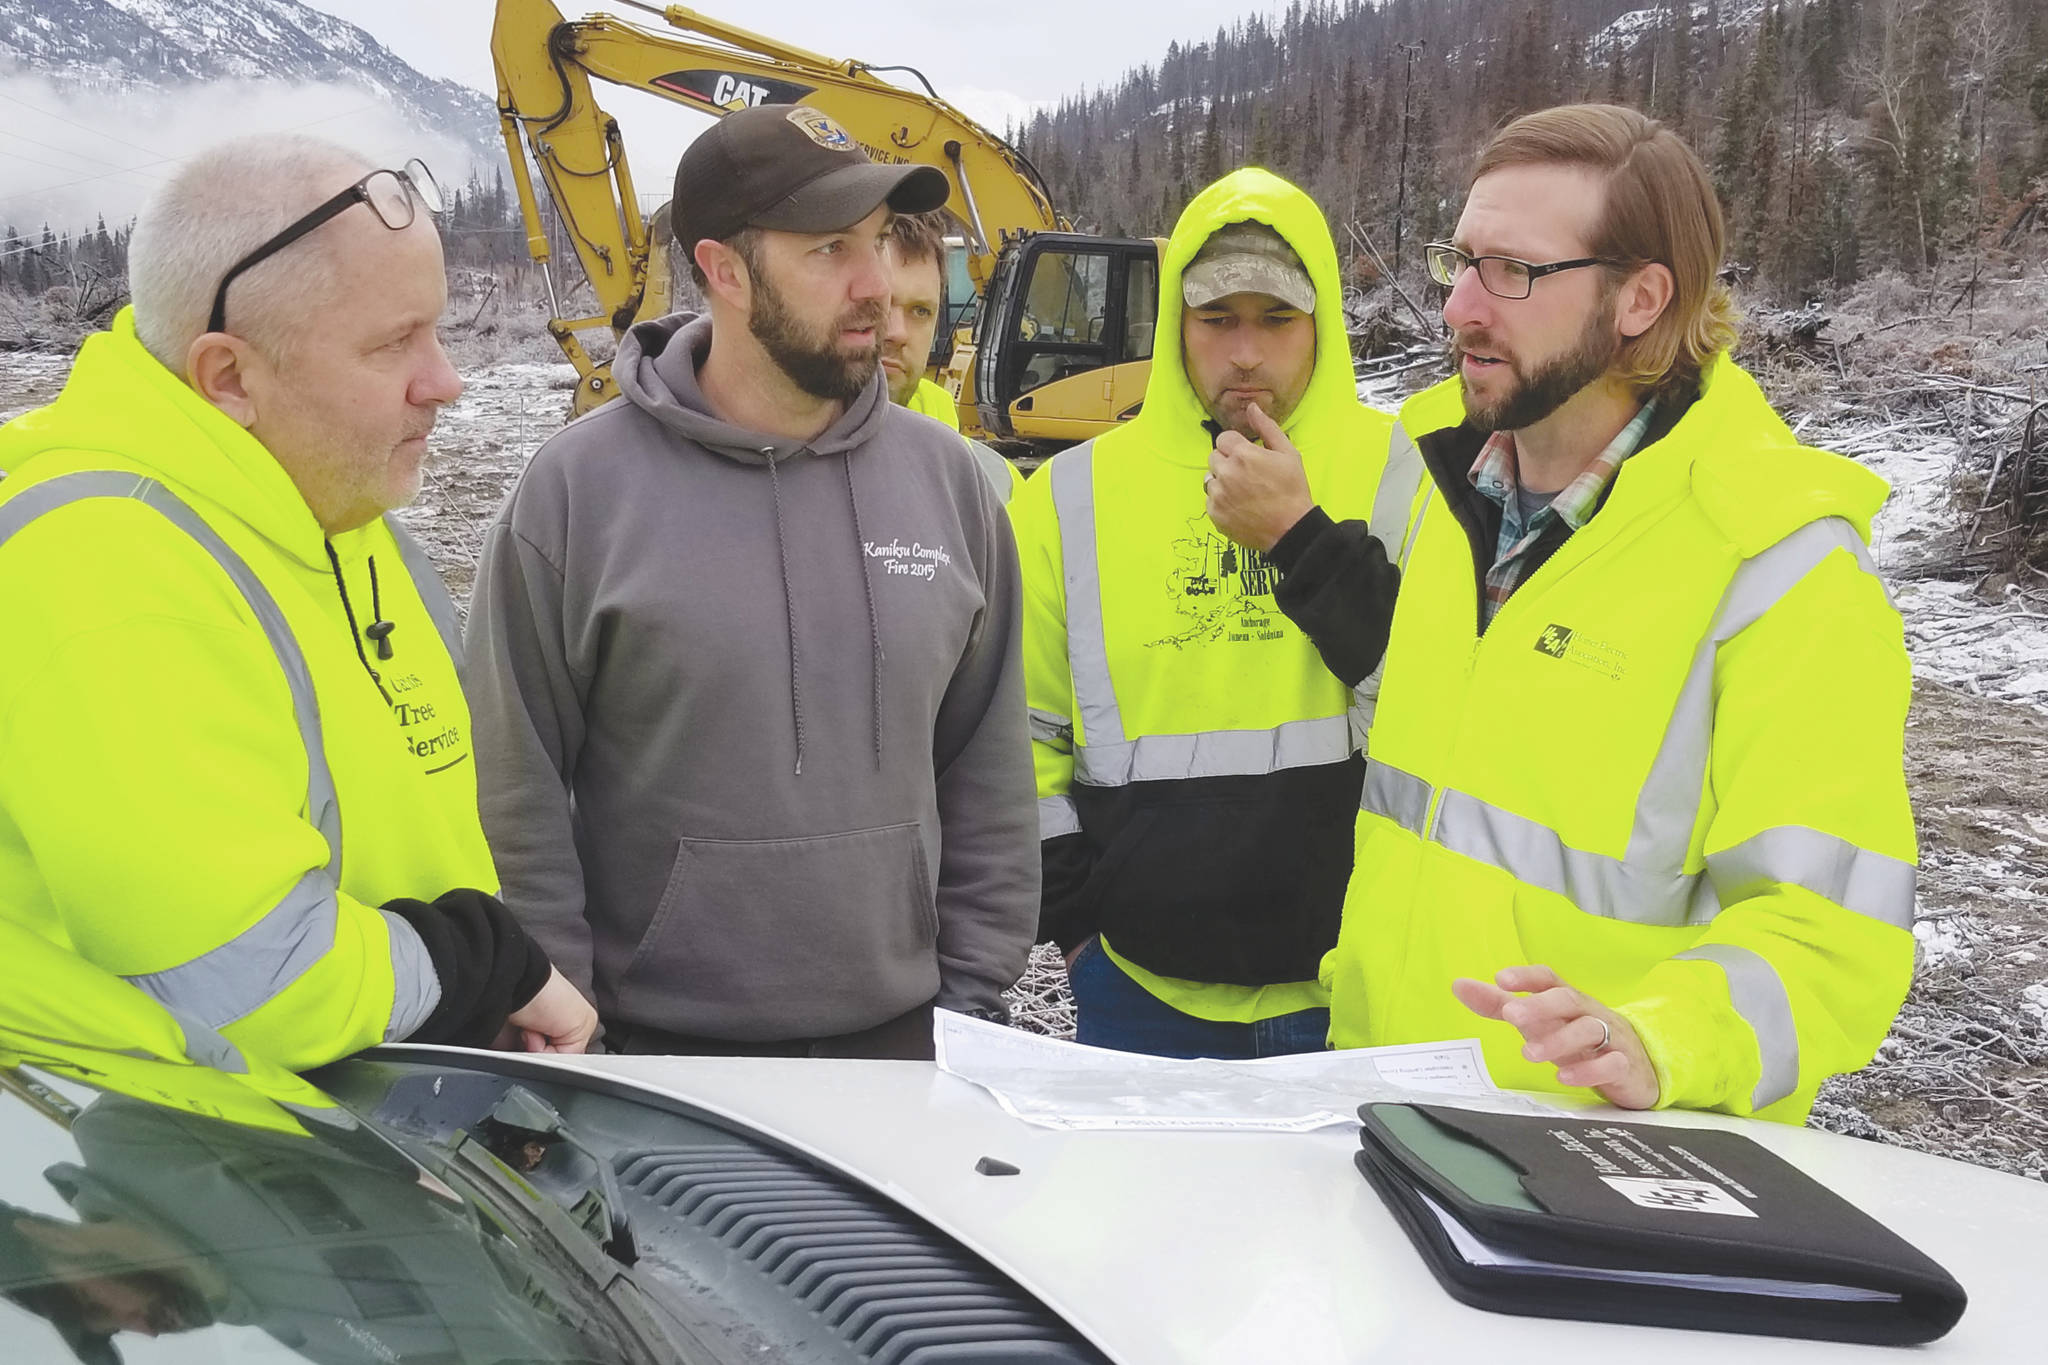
[1050,444,1125,746]
[1038,794,1082,840]
[1674,943,1800,1110]
[1349,420,1433,747]
[385,514,463,665]
[966,437,1019,506]
[1028,707,1074,750]
[1049,441,1351,786]
[1370,421,1429,565]
[1359,517,1911,931]
[1074,715,1352,785]
[0,472,438,1040]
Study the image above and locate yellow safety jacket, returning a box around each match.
[1324,361,1916,1121]
[0,309,497,1072]
[1011,169,1410,1020]
[1,919,347,1137]
[908,376,962,430]
[906,377,1024,503]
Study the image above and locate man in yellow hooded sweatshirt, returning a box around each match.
[1011,169,1413,1056]
[1319,105,1915,1122]
[0,134,595,1071]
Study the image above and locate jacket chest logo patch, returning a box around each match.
[388,670,471,772]
[863,537,952,581]
[1533,623,1628,682]
[1148,518,1287,650]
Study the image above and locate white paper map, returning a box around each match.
[933,1009,1547,1131]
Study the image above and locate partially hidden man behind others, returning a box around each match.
[466,104,1039,1060]
[879,208,1024,503]
[1012,167,1407,1058]
[0,134,597,1069]
[1319,104,1917,1121]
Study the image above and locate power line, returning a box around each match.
[0,127,167,179]
[0,102,382,212]
[0,145,106,178]
[0,89,172,161]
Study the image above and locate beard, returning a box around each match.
[1454,303,1622,434]
[748,264,884,403]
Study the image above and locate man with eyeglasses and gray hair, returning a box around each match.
[1311,104,1915,1123]
[0,133,597,1073]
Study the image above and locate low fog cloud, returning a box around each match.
[0,74,478,235]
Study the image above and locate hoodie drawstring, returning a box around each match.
[327,542,393,705]
[765,453,807,775]
[763,450,886,776]
[842,454,885,771]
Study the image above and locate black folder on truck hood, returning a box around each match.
[1355,1102,1967,1345]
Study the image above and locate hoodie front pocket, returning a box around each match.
[618,822,939,1037]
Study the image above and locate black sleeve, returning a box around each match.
[1270,507,1401,688]
[1039,832,1098,952]
[383,889,553,1047]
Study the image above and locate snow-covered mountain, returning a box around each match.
[0,0,498,168]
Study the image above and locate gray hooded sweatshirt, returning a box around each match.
[465,313,1037,1041]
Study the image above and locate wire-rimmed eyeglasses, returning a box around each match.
[1422,241,1619,301]
[208,159,444,335]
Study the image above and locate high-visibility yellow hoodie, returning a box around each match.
[1324,360,1916,1121]
[0,309,539,1072]
[1010,169,1407,1020]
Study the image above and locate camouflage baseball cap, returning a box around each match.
[1181,221,1317,314]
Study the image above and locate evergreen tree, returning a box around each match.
[1198,99,1223,184]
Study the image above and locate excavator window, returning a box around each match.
[1013,249,1112,395]
[938,240,978,364]
[1123,256,1158,361]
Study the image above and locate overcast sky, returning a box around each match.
[300,0,1294,220]
[0,1,1287,232]
[315,0,1286,133]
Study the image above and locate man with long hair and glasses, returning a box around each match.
[1313,105,1915,1122]
[0,134,597,1071]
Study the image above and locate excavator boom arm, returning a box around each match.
[491,0,1062,408]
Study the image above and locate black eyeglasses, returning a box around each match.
[1423,241,1618,301]
[208,159,443,335]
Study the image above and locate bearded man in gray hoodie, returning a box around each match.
[465,105,1039,1059]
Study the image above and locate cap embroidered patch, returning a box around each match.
[786,106,854,151]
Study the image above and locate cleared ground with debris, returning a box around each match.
[2,272,2042,1177]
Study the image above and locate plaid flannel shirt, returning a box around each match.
[1468,400,1658,627]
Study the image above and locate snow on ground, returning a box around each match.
[1788,390,2048,1179]
[1852,424,2048,713]
[0,348,72,427]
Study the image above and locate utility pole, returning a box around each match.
[1393,41,1426,263]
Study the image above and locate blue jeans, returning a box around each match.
[1068,938,1330,1059]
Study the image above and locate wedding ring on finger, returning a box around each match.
[1593,1017,1612,1053]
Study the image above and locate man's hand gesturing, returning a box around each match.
[1453,964,1660,1109]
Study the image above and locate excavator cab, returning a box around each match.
[972,233,1158,449]
[492,0,1161,450]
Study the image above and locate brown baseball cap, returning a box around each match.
[672,104,950,257]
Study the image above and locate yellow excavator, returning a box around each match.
[490,0,1159,447]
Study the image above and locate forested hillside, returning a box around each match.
[1011,0,2048,300]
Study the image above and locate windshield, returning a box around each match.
[4,1047,1105,1365]
[0,1053,678,1365]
